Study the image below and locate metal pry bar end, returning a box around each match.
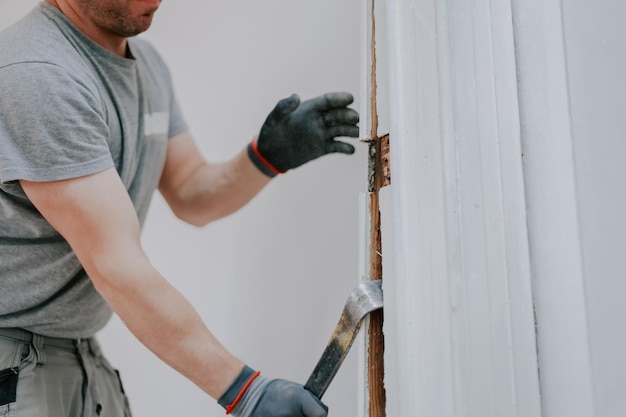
[304,280,383,399]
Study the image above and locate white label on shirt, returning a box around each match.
[144,112,169,137]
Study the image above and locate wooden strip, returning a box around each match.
[368,190,386,417]
[367,1,387,415]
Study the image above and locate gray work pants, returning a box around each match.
[0,328,132,417]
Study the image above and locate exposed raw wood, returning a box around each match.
[367,191,386,417]
[366,1,387,415]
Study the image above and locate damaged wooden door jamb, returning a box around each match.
[364,0,390,415]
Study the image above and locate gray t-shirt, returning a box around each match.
[0,2,188,338]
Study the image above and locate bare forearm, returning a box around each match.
[181,148,269,224]
[161,141,271,226]
[94,258,243,399]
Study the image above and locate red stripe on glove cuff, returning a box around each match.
[249,139,285,176]
[225,370,261,415]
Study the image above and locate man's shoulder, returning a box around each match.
[0,4,85,73]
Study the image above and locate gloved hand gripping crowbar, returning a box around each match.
[304,279,384,399]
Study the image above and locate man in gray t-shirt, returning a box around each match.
[0,1,359,417]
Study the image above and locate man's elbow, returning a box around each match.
[83,242,151,295]
[168,203,229,227]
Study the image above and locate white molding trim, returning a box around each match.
[377,0,542,415]
[511,0,596,415]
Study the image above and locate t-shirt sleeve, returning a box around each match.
[0,62,114,184]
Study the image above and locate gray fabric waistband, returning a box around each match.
[0,328,99,354]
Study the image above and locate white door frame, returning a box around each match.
[361,0,546,415]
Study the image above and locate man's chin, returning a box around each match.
[117,18,154,37]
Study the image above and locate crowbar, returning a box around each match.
[304,279,384,399]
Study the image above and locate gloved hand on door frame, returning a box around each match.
[247,92,360,177]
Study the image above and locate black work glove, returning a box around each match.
[248,92,360,177]
[218,366,328,417]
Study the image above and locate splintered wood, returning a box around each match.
[366,0,388,416]
[367,135,388,417]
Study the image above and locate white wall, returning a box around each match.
[514,0,626,415]
[0,1,364,416]
[562,2,626,414]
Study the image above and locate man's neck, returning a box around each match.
[45,0,128,57]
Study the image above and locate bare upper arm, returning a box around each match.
[20,167,146,291]
[158,132,206,205]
